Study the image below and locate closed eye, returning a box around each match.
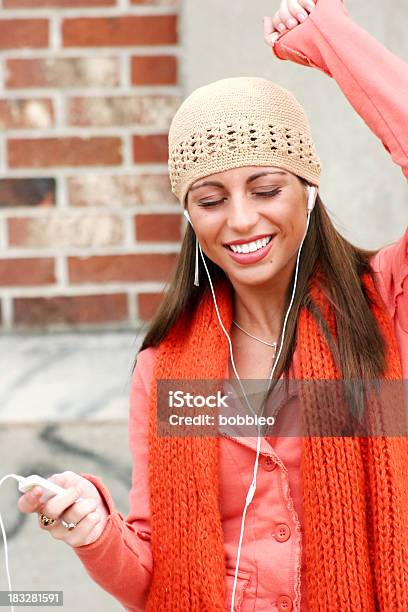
[197,188,282,208]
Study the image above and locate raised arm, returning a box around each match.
[72,351,155,611]
[264,0,408,180]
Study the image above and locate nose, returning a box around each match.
[226,195,259,234]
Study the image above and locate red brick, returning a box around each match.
[131,55,177,85]
[8,137,122,168]
[67,95,179,128]
[67,174,177,207]
[133,135,168,163]
[135,213,181,242]
[0,178,55,207]
[14,293,128,326]
[0,258,55,286]
[5,0,114,6]
[0,99,53,130]
[6,58,119,89]
[62,16,177,47]
[8,215,123,248]
[68,253,177,283]
[0,20,48,49]
[137,291,164,320]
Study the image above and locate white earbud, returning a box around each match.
[184,208,200,286]
[307,185,317,212]
[183,209,193,225]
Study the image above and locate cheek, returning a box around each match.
[274,217,306,260]
[194,216,223,249]
[280,206,305,239]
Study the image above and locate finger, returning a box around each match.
[287,0,309,23]
[267,32,280,45]
[267,11,286,34]
[52,512,103,546]
[270,11,287,34]
[60,497,98,527]
[299,0,316,12]
[278,0,298,30]
[263,17,281,45]
[18,487,45,514]
[38,485,81,521]
[263,15,275,36]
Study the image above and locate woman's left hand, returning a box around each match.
[263,0,316,46]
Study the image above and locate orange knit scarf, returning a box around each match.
[146,273,408,611]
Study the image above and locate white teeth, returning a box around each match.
[229,235,273,254]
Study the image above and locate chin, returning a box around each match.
[228,266,281,288]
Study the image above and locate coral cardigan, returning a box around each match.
[73,0,408,610]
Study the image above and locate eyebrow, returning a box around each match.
[189,171,288,192]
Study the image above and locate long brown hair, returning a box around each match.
[136,180,386,381]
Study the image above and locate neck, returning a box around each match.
[230,260,295,341]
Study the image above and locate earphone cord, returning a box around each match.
[198,209,312,612]
[0,473,26,612]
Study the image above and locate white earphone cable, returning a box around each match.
[0,473,27,612]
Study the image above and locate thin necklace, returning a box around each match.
[230,320,279,426]
[232,319,277,357]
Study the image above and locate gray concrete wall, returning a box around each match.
[181,0,408,248]
[0,333,140,611]
[1,419,130,612]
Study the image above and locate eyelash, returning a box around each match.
[197,188,282,208]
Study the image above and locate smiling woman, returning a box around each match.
[133,71,407,612]
[53,1,408,611]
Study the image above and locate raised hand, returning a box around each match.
[263,0,316,45]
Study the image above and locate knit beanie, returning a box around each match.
[168,76,322,207]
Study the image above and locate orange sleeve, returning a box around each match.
[269,0,408,180]
[370,226,408,334]
[71,348,157,611]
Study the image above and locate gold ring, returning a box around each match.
[39,512,57,528]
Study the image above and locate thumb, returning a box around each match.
[263,17,280,46]
[265,31,280,47]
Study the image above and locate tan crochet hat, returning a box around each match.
[168,76,322,207]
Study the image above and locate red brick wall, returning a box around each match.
[0,0,182,330]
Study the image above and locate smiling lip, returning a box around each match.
[224,233,272,246]
[224,235,275,265]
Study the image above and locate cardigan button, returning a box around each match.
[274,523,291,542]
[137,530,151,541]
[261,455,277,471]
[277,595,293,611]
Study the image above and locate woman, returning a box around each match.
[18,0,408,610]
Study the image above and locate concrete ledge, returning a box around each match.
[1,420,134,611]
[0,333,141,423]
